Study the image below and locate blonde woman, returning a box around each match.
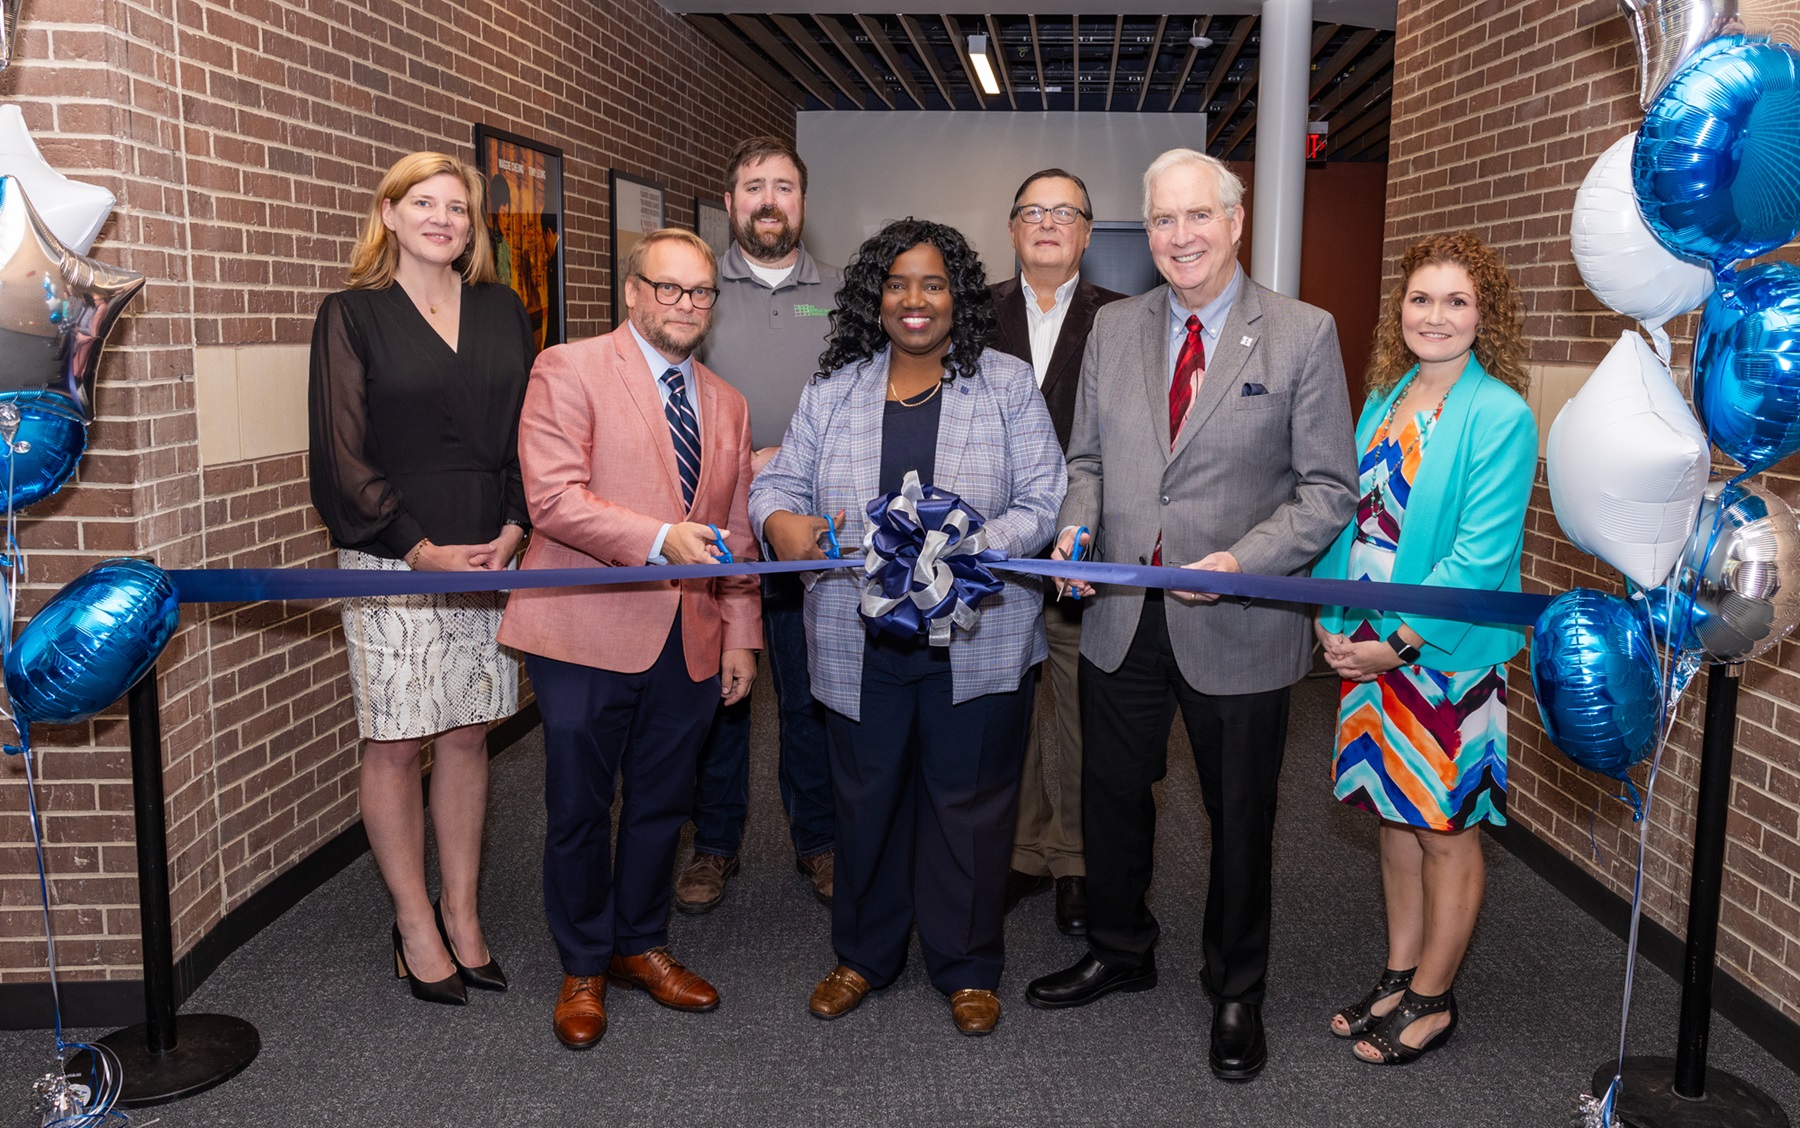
[309,152,531,1005]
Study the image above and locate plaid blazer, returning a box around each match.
[750,346,1065,721]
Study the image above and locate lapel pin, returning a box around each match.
[1240,335,1255,348]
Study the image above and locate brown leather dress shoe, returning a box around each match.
[796,850,834,905]
[607,947,719,1012]
[674,852,738,914]
[808,965,871,1020]
[553,975,607,1049]
[950,988,1001,1036]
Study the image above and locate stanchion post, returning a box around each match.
[71,665,261,1107]
[1595,662,1788,1128]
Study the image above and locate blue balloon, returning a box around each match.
[1694,263,1800,475]
[0,390,87,510]
[1531,590,1661,780]
[1633,35,1800,266]
[4,558,180,725]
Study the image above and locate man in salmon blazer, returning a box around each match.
[499,227,762,1050]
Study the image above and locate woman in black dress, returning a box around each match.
[309,152,531,1005]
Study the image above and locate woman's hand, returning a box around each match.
[467,525,526,571]
[764,509,843,563]
[408,540,487,572]
[1322,636,1404,683]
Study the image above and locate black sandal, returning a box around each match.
[1330,966,1416,1038]
[1354,987,1457,1065]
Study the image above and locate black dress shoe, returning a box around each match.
[1025,952,1157,1010]
[1004,869,1053,914]
[1210,1000,1267,1081]
[1054,876,1088,936]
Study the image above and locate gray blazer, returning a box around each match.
[751,347,1066,721]
[1060,275,1358,694]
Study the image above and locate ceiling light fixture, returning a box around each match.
[967,33,1002,96]
[1189,19,1213,49]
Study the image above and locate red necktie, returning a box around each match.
[1154,315,1206,567]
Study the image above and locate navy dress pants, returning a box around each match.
[824,638,1033,994]
[531,619,720,977]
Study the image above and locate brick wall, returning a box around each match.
[1386,0,1800,1021]
[0,0,792,984]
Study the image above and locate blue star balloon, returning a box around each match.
[1531,589,1662,781]
[4,558,180,726]
[1633,35,1800,266]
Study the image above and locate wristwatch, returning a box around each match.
[1386,630,1421,665]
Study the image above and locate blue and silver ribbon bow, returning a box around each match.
[859,470,1005,646]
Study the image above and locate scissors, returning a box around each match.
[820,512,843,560]
[1068,525,1088,601]
[707,524,734,564]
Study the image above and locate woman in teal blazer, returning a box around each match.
[1313,232,1537,1066]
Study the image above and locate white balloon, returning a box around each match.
[1571,132,1714,331]
[1547,331,1710,589]
[0,105,115,254]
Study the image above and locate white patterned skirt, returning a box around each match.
[338,549,519,742]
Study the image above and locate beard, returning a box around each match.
[634,306,708,359]
[734,203,801,262]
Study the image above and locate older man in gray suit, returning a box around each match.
[1025,149,1357,1082]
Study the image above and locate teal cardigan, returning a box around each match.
[1313,355,1538,672]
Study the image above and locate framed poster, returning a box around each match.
[695,196,731,259]
[472,124,566,349]
[609,171,666,326]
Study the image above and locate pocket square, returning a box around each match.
[1241,382,1268,396]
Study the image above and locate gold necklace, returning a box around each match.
[889,377,943,407]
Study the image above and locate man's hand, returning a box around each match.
[720,648,756,705]
[763,509,844,563]
[1052,526,1094,599]
[663,522,728,565]
[750,445,780,477]
[1170,550,1239,605]
[467,524,526,571]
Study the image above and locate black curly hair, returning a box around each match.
[817,218,995,383]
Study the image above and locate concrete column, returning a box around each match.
[1250,0,1312,297]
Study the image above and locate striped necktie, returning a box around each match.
[661,366,701,509]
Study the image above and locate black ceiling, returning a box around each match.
[686,13,1395,162]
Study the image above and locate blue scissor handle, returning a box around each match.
[1069,525,1088,600]
[708,524,734,564]
[821,513,843,560]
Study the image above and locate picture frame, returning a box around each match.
[695,196,731,260]
[472,124,566,349]
[609,170,667,326]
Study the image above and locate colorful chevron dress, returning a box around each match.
[1332,401,1508,831]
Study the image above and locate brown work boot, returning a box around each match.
[607,947,719,1012]
[553,975,607,1049]
[674,852,738,914]
[795,850,834,905]
[808,965,871,1020]
[950,988,1001,1036]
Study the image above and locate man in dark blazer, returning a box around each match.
[989,169,1124,937]
[1024,150,1357,1083]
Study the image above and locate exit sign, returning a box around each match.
[1307,132,1327,160]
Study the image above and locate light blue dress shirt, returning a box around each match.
[1165,264,1243,389]
[628,322,703,564]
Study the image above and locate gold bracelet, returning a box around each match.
[405,538,432,568]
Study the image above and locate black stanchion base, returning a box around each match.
[1593,1057,1789,1128]
[70,1014,260,1108]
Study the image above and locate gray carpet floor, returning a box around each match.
[6,671,1799,1127]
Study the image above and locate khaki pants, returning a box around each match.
[1011,601,1084,878]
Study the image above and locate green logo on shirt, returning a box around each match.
[794,303,832,317]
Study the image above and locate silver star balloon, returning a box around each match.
[0,0,21,72]
[0,105,116,253]
[1620,0,1741,108]
[0,175,144,423]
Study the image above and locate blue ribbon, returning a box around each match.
[859,471,1006,645]
[165,556,1550,626]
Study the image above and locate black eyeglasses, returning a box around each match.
[1011,205,1091,226]
[633,274,720,309]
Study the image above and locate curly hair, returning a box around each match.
[818,218,995,383]
[1366,231,1528,397]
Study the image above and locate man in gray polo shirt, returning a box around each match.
[679,136,842,913]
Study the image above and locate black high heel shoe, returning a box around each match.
[1330,966,1416,1037]
[1355,987,1458,1065]
[435,901,508,992]
[393,922,468,1005]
